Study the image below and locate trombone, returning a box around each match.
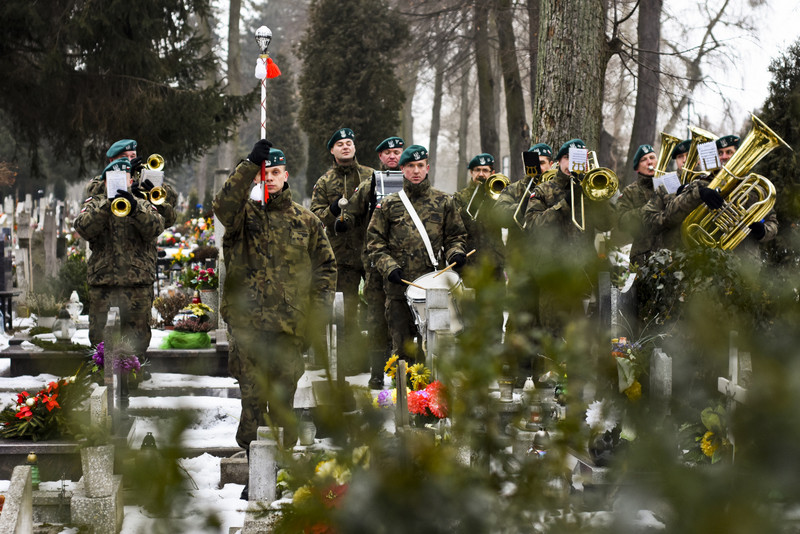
[513,169,555,230]
[465,173,509,220]
[570,151,619,231]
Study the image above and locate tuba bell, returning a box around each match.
[465,173,509,220]
[681,114,791,250]
[571,151,619,231]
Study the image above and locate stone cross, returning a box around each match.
[249,426,283,502]
[43,208,58,278]
[717,331,751,458]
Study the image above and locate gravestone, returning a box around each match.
[43,209,58,278]
[0,465,33,534]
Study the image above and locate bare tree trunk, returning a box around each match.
[429,60,444,183]
[457,62,471,191]
[496,0,528,181]
[626,0,662,177]
[195,11,215,199]
[533,0,608,150]
[528,0,540,107]
[400,58,419,144]
[474,2,500,158]
[220,0,243,170]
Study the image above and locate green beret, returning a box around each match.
[106,139,137,159]
[632,144,656,170]
[399,145,428,166]
[264,148,286,168]
[101,157,131,179]
[468,153,495,170]
[671,139,691,159]
[375,136,405,152]
[528,143,553,158]
[556,139,586,161]
[716,135,740,150]
[327,128,355,149]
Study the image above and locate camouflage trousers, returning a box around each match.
[363,266,391,377]
[229,326,305,450]
[88,285,153,356]
[385,297,420,363]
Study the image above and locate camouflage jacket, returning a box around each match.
[74,191,165,287]
[614,174,658,264]
[213,160,337,336]
[524,168,613,253]
[342,175,379,267]
[367,177,467,299]
[452,181,505,269]
[310,158,374,269]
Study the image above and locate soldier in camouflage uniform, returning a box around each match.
[213,140,336,455]
[367,145,467,362]
[344,136,404,388]
[75,157,165,357]
[523,139,614,337]
[310,128,374,373]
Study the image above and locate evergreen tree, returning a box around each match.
[0,0,256,181]
[298,0,406,195]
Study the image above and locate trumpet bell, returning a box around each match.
[146,154,165,172]
[111,197,131,217]
[149,186,167,205]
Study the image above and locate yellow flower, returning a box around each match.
[408,363,431,390]
[384,354,399,377]
[623,380,642,402]
[701,431,718,458]
[292,485,312,504]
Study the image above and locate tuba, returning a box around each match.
[571,151,619,231]
[465,173,509,220]
[513,169,556,230]
[681,114,791,250]
[679,126,718,184]
[655,132,681,176]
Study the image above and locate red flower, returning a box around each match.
[319,483,348,509]
[16,406,32,419]
[42,393,60,412]
[16,391,29,404]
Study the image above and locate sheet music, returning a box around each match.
[653,172,681,194]
[105,171,128,198]
[141,169,164,187]
[569,148,588,174]
[698,141,720,171]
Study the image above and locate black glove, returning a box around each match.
[247,139,273,165]
[449,253,467,269]
[330,198,343,217]
[114,190,137,215]
[676,183,687,196]
[130,157,144,177]
[333,218,349,233]
[388,268,405,285]
[140,178,155,191]
[699,187,724,210]
[130,183,148,200]
[748,221,766,241]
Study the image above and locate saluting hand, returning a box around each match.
[247,139,273,165]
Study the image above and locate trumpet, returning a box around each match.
[111,196,131,217]
[513,169,555,230]
[465,173,509,220]
[571,151,619,231]
[681,114,790,250]
[138,154,167,205]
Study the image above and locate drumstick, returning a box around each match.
[402,279,426,290]
[433,249,476,278]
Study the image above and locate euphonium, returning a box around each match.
[681,114,791,250]
[111,196,131,217]
[680,126,717,184]
[465,173,509,219]
[655,132,681,176]
[514,169,556,230]
[142,154,167,205]
[571,151,619,231]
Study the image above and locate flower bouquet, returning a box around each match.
[373,356,448,427]
[160,304,213,349]
[679,403,732,464]
[88,341,147,384]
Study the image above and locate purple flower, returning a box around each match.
[112,355,141,374]
[376,390,393,407]
[92,342,105,367]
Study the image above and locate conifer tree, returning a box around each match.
[298,0,406,194]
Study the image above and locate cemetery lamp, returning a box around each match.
[53,307,76,341]
[26,452,40,490]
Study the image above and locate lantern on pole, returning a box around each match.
[254,25,281,204]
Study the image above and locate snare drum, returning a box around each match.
[405,271,464,336]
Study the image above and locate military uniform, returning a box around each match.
[367,177,467,361]
[74,187,165,356]
[310,158,374,370]
[615,174,659,267]
[213,159,336,449]
[452,180,505,280]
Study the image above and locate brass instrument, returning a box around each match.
[655,132,681,176]
[465,173,509,219]
[681,114,791,250]
[680,126,718,184]
[513,169,556,230]
[571,151,619,231]
[141,154,167,205]
[111,196,131,217]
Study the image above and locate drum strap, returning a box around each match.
[398,189,438,269]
